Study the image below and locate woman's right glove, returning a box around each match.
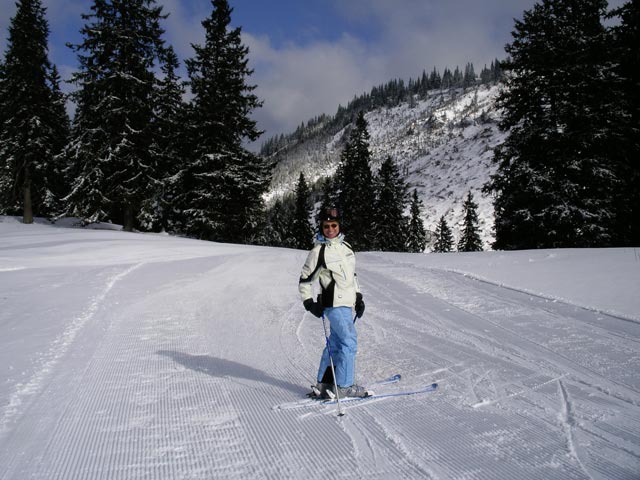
[355,293,365,318]
[303,298,324,318]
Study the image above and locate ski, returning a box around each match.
[274,378,439,412]
[374,373,402,385]
[277,374,402,411]
[323,373,402,400]
[323,383,438,405]
[308,373,401,398]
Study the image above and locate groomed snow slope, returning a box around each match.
[1,218,639,479]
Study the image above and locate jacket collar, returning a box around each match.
[314,232,345,246]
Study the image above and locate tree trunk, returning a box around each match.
[23,181,33,224]
[123,204,134,232]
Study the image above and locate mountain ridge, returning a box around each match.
[264,83,506,249]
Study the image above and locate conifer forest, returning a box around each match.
[1,0,638,251]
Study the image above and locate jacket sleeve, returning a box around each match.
[298,247,321,302]
[352,251,361,295]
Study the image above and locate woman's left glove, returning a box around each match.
[303,298,324,318]
[355,293,365,318]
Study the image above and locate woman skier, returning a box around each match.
[298,207,366,398]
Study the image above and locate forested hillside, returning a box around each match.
[262,0,639,252]
[263,79,504,249]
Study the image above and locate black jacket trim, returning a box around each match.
[298,244,326,285]
[298,244,339,307]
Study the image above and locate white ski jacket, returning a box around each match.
[299,233,361,308]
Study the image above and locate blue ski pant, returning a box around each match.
[318,306,357,387]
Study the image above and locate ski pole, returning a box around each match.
[321,314,344,417]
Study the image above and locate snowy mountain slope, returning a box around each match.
[267,85,505,248]
[1,218,639,479]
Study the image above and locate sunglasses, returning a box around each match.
[322,223,339,230]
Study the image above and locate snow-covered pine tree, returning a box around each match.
[0,0,69,222]
[291,172,313,249]
[429,67,442,89]
[433,215,453,253]
[335,111,376,250]
[441,68,453,89]
[373,156,408,251]
[406,189,427,253]
[46,65,72,212]
[609,0,640,245]
[181,0,271,243]
[457,191,483,252]
[139,46,187,233]
[452,67,463,88]
[463,63,476,89]
[479,59,504,86]
[486,0,618,249]
[317,177,337,225]
[63,0,167,231]
[492,58,503,83]
[0,58,4,127]
[264,197,293,247]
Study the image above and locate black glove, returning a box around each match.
[303,298,324,318]
[355,293,365,318]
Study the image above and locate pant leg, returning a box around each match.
[316,346,332,383]
[316,312,335,383]
[325,306,357,387]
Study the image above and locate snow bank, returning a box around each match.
[369,248,640,322]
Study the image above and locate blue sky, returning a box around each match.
[0,0,626,148]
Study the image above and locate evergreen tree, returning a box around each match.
[419,70,429,97]
[480,64,492,85]
[463,62,476,88]
[373,156,408,251]
[480,59,503,85]
[291,172,313,249]
[429,67,442,89]
[609,0,640,245]
[406,189,427,253]
[139,46,187,233]
[485,0,618,249]
[433,215,454,253]
[264,197,293,247]
[441,68,453,89]
[0,0,69,222]
[457,191,483,252]
[452,67,463,88]
[0,58,4,137]
[181,0,271,243]
[316,176,337,226]
[46,65,72,210]
[63,0,167,231]
[335,111,376,250]
[492,58,504,83]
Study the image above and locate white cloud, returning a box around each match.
[242,1,534,143]
[157,0,208,62]
[244,32,388,139]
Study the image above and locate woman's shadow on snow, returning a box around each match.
[157,350,305,396]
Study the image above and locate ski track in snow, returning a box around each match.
[436,267,640,326]
[356,255,640,479]
[557,379,595,480]
[0,262,143,437]
[1,226,639,479]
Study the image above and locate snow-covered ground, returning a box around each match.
[1,217,639,479]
